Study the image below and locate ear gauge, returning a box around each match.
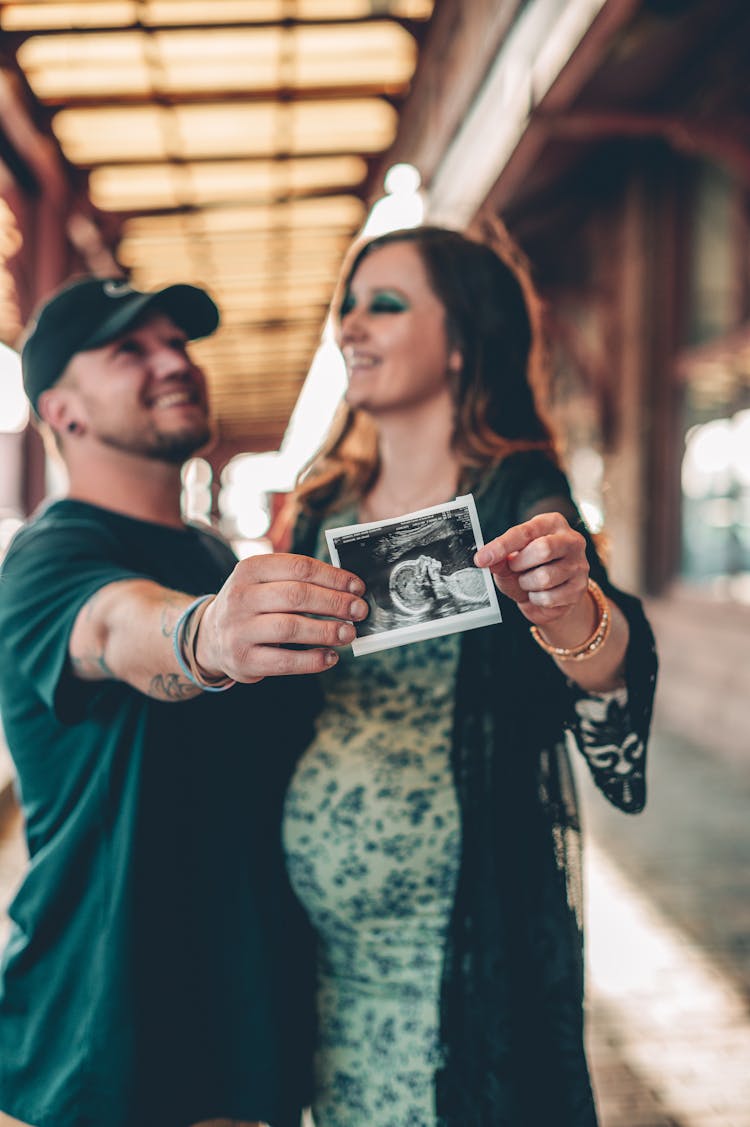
[66,421,79,434]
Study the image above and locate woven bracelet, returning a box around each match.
[172,594,235,693]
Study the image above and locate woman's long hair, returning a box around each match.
[293,217,558,515]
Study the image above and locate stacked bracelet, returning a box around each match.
[172,594,235,693]
[529,578,611,661]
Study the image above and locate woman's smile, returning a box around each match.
[338,242,453,415]
[342,348,380,375]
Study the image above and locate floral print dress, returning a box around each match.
[282,606,636,1127]
[283,633,461,1127]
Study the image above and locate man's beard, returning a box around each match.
[101,420,214,464]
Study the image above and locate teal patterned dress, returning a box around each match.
[281,503,644,1127]
[283,632,462,1126]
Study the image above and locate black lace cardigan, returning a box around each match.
[292,450,658,1127]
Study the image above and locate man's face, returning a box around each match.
[60,311,212,463]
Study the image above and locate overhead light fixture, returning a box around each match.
[361,161,424,237]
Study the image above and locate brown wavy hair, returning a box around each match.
[292,216,558,515]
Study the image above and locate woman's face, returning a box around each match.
[337,241,459,418]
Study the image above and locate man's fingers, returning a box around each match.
[239,552,365,596]
[247,612,358,649]
[234,645,342,681]
[240,580,369,622]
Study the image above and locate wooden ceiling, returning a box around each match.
[2,0,434,449]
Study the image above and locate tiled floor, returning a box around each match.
[577,721,750,1127]
[585,842,750,1126]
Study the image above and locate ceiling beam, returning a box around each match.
[35,85,409,112]
[424,0,643,225]
[0,121,37,193]
[75,150,375,169]
[535,110,750,182]
[2,15,424,40]
[0,66,68,199]
[110,182,369,219]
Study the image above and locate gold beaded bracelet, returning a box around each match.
[529,578,611,661]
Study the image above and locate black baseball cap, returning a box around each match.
[21,275,220,411]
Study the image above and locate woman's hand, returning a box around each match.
[474,511,589,628]
[474,512,629,690]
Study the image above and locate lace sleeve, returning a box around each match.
[570,686,646,813]
[513,473,655,815]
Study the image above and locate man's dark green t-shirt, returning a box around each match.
[0,500,314,1127]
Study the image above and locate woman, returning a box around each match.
[282,223,657,1127]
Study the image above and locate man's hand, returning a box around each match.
[69,553,367,700]
[196,553,368,682]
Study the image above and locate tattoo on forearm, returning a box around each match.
[70,648,117,681]
[160,593,186,638]
[149,673,197,701]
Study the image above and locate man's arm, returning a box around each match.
[69,554,368,701]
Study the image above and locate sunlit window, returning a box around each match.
[681,407,750,601]
[218,453,278,557]
[0,344,27,435]
[180,457,213,525]
[679,162,750,602]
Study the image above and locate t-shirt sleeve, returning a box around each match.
[0,517,151,723]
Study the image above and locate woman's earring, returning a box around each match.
[448,349,462,373]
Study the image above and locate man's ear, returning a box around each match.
[37,387,84,438]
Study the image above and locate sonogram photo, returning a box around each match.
[326,495,501,655]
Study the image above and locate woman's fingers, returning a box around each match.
[515,560,588,597]
[506,531,584,574]
[474,512,560,569]
[524,576,588,609]
[475,513,585,572]
[474,512,589,622]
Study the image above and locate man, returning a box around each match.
[0,276,368,1127]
